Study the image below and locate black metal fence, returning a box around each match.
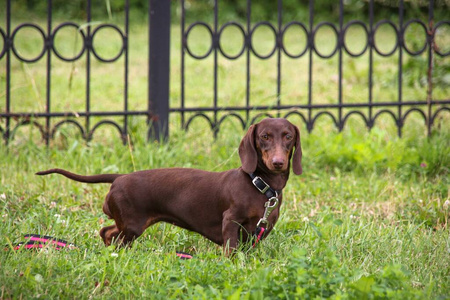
[0,0,171,144]
[1,0,449,144]
[178,0,450,138]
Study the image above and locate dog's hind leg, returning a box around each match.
[100,187,148,247]
[99,221,146,247]
[100,224,120,246]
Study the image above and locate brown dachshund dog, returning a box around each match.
[37,118,302,255]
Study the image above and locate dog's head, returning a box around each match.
[239,118,302,175]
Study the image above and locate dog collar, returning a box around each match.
[248,173,279,199]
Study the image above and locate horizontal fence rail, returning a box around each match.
[1,0,449,144]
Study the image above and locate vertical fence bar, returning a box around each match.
[368,0,374,129]
[123,0,129,143]
[213,0,218,136]
[4,0,11,144]
[45,0,52,145]
[181,0,186,128]
[276,0,282,118]
[85,0,92,140]
[338,0,344,131]
[397,0,404,137]
[245,0,251,124]
[307,0,314,132]
[148,0,170,141]
[426,0,434,137]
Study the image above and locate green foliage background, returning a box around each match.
[8,0,450,23]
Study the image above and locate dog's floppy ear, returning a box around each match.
[292,125,303,175]
[239,124,258,173]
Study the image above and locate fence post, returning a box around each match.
[148,0,170,141]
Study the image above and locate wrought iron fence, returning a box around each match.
[0,0,170,144]
[0,0,449,144]
[178,0,450,138]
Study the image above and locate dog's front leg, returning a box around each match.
[221,210,242,257]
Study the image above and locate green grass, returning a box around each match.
[1,16,450,299]
[1,124,449,299]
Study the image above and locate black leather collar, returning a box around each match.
[248,173,279,199]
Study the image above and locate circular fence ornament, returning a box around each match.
[313,22,339,59]
[402,20,428,56]
[185,22,214,59]
[218,22,246,60]
[11,23,47,63]
[343,21,369,57]
[251,22,277,59]
[434,21,450,56]
[282,21,309,58]
[373,20,398,56]
[0,28,6,59]
[52,22,86,61]
[91,24,125,62]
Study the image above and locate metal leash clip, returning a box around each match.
[256,193,279,227]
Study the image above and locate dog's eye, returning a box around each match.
[261,134,269,140]
[286,134,293,140]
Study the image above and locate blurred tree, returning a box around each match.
[5,0,449,23]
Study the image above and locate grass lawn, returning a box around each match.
[1,14,449,299]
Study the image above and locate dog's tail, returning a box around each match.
[36,168,123,184]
